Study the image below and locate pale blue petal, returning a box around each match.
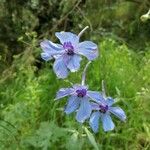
[67,54,82,72]
[41,52,52,61]
[58,54,70,66]
[53,56,69,79]
[106,97,115,106]
[55,88,74,100]
[89,111,100,133]
[87,91,105,104]
[40,40,63,52]
[78,41,98,60]
[76,97,92,123]
[90,102,100,110]
[101,113,115,131]
[65,96,80,114]
[55,32,79,46]
[40,40,64,61]
[109,107,126,121]
[73,84,88,91]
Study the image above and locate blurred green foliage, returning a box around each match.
[0,0,150,71]
[0,0,150,149]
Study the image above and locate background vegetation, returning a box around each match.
[0,0,150,149]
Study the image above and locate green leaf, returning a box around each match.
[84,127,99,150]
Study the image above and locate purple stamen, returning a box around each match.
[76,89,87,97]
[63,42,74,55]
[99,104,108,113]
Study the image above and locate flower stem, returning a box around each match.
[102,80,106,98]
[148,9,150,15]
[81,61,91,85]
[78,26,89,38]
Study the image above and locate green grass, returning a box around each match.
[0,38,150,150]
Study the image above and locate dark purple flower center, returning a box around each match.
[76,89,87,97]
[63,42,74,55]
[99,105,108,113]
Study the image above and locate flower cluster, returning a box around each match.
[40,27,126,133]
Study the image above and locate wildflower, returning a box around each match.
[89,97,126,133]
[55,62,103,123]
[40,26,98,79]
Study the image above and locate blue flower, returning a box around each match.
[89,97,126,133]
[55,84,104,123]
[40,31,98,79]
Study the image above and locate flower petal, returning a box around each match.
[76,97,92,123]
[73,84,88,91]
[53,56,69,79]
[40,40,63,52]
[55,88,74,100]
[40,40,64,61]
[106,97,115,106]
[41,52,52,61]
[55,32,79,46]
[65,96,80,114]
[67,54,82,72]
[109,107,126,121]
[90,102,100,110]
[87,91,105,104]
[89,111,100,133]
[78,41,98,60]
[101,113,115,131]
